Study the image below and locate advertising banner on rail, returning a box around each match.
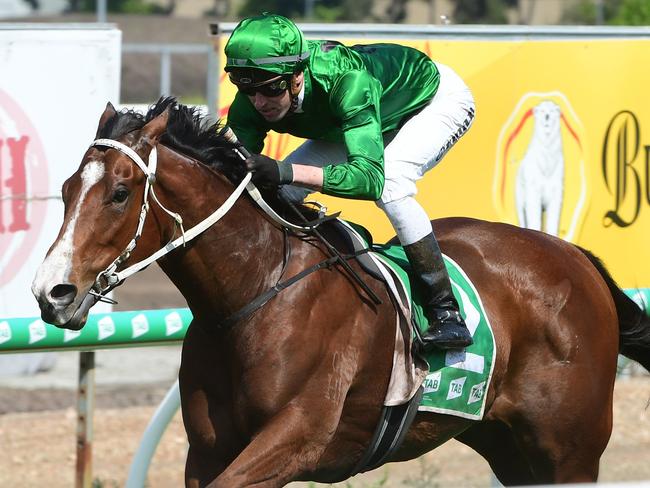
[0,25,121,325]
[215,33,650,290]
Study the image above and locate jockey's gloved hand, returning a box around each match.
[245,154,293,189]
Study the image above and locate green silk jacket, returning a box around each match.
[227,40,440,200]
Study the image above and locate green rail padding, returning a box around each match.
[0,308,192,353]
[0,289,648,353]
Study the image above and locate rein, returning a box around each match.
[87,137,321,304]
[220,127,383,306]
[218,228,372,330]
[88,134,381,327]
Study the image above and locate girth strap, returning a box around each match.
[219,255,340,329]
[348,386,424,477]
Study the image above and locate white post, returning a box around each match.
[160,49,172,96]
[97,0,107,23]
[126,380,182,488]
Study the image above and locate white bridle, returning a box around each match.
[89,138,316,301]
[90,138,252,299]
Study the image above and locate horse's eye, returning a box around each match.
[112,187,129,203]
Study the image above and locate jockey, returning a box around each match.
[224,13,475,351]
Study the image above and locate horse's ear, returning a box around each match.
[140,108,170,144]
[95,102,117,138]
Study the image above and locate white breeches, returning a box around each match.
[280,63,475,245]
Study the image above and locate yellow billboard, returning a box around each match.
[217,36,650,288]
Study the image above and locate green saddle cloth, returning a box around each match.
[371,242,496,420]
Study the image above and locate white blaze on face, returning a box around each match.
[32,160,105,295]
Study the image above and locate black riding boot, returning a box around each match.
[403,232,473,351]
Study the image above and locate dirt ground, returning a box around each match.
[1,378,650,487]
[2,268,650,487]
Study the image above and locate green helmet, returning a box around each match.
[224,13,309,76]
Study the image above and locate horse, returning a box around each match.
[31,97,650,487]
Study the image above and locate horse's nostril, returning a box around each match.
[49,284,78,306]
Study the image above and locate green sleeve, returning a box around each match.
[322,70,385,201]
[226,93,268,154]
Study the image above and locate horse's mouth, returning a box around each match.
[41,292,99,330]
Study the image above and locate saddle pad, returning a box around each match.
[372,244,496,420]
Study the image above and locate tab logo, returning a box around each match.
[165,311,183,336]
[0,89,49,287]
[494,92,587,242]
[446,377,466,401]
[468,381,486,404]
[0,321,11,344]
[423,370,441,394]
[28,319,46,344]
[64,328,81,343]
[131,313,149,339]
[98,316,115,340]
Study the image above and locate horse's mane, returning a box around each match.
[97,96,247,184]
[98,97,318,221]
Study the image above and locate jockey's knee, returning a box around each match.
[376,176,417,208]
[376,195,433,245]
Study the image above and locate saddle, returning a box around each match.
[329,218,496,476]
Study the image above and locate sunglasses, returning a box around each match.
[236,77,289,97]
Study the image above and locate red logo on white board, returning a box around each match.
[0,89,49,286]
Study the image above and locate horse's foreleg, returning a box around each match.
[186,445,226,488]
[183,399,235,488]
[206,402,339,488]
[180,324,238,487]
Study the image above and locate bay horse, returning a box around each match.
[32,98,650,487]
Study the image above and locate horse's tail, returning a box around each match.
[577,246,650,372]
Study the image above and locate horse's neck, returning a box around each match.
[153,146,286,323]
